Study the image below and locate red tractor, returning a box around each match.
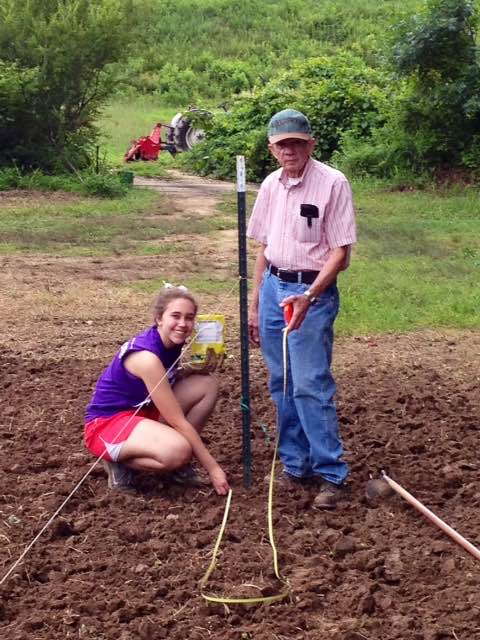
[124,108,210,162]
[124,122,176,162]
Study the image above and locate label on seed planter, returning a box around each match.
[191,314,226,362]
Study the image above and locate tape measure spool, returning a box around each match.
[283,303,293,324]
[191,314,226,364]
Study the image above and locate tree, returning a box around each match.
[0,0,137,171]
[392,0,480,170]
[184,53,388,182]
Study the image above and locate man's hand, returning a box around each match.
[209,465,230,495]
[248,306,260,346]
[180,348,224,377]
[280,294,311,332]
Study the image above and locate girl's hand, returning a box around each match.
[209,466,230,495]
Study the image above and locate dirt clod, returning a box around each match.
[365,478,395,499]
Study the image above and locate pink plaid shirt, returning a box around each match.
[247,158,356,270]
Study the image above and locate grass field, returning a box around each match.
[119,0,423,104]
[1,166,478,334]
[1,94,477,334]
[338,182,480,333]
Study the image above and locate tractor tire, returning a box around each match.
[171,113,207,152]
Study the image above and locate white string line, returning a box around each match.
[0,279,240,587]
[0,345,185,587]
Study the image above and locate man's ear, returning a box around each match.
[268,142,281,162]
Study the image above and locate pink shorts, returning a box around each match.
[84,407,159,462]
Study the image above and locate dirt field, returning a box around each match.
[1,178,479,640]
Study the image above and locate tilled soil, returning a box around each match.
[1,181,479,640]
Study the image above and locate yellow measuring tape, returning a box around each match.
[199,437,291,604]
[200,325,292,605]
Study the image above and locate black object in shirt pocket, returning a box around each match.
[294,203,323,242]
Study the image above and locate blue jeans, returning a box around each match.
[259,270,348,485]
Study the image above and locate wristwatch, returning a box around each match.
[303,289,317,304]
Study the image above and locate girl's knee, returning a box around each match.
[189,374,219,407]
[174,373,219,408]
[202,374,219,400]
[166,438,192,470]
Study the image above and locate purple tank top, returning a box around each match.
[85,325,182,422]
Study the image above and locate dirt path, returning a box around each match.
[0,174,479,640]
[135,170,235,218]
[135,169,237,194]
[135,171,259,269]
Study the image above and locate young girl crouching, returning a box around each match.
[84,287,229,495]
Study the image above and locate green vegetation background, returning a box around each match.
[122,0,423,105]
[1,0,479,334]
[2,179,478,334]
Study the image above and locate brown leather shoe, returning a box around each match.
[313,481,344,510]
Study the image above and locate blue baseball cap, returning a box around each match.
[268,108,312,144]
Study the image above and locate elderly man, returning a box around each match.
[247,108,356,509]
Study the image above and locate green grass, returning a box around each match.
[1,173,478,333]
[336,184,480,334]
[0,189,162,255]
[0,184,238,255]
[121,181,480,334]
[120,0,423,104]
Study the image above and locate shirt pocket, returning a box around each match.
[292,204,325,243]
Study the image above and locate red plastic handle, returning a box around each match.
[283,303,293,324]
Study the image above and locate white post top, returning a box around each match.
[236,155,246,193]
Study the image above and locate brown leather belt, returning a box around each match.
[268,264,319,285]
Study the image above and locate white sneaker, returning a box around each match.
[102,460,136,491]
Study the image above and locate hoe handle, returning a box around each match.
[382,472,480,562]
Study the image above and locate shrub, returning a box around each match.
[184,53,389,181]
[333,133,394,179]
[0,0,137,172]
[0,168,129,198]
[338,0,480,178]
[81,173,129,198]
[206,60,253,94]
[0,167,23,190]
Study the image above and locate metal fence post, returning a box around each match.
[236,156,251,487]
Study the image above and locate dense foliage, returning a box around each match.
[337,0,480,179]
[0,0,136,171]
[394,0,480,169]
[184,54,389,181]
[120,0,421,105]
[1,0,479,182]
[181,0,480,181]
